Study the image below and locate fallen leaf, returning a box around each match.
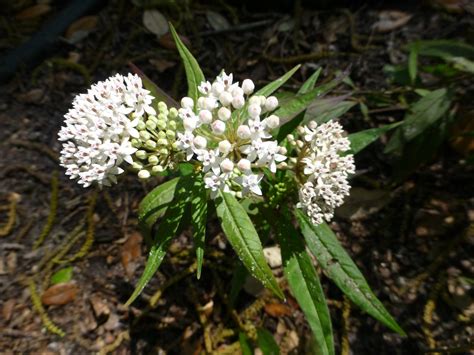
[41,282,78,305]
[2,299,15,322]
[16,89,45,104]
[89,294,110,323]
[149,58,176,73]
[65,16,98,43]
[264,303,292,317]
[158,32,191,50]
[206,10,230,31]
[335,187,391,220]
[373,11,412,33]
[15,4,51,20]
[121,232,142,278]
[143,10,169,37]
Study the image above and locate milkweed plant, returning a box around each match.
[58,24,405,352]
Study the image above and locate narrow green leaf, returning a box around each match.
[295,210,405,335]
[385,88,452,153]
[255,65,301,97]
[191,178,207,279]
[138,177,180,238]
[239,332,253,355]
[126,178,193,306]
[169,23,205,102]
[50,267,73,285]
[276,213,334,355]
[407,39,474,60]
[257,328,280,355]
[299,68,322,94]
[304,99,355,124]
[408,45,418,84]
[348,121,402,155]
[215,191,284,299]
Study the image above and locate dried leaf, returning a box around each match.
[373,11,412,33]
[65,16,98,43]
[41,282,78,305]
[264,303,292,317]
[16,89,44,104]
[158,32,191,50]
[149,58,176,73]
[2,299,15,322]
[449,109,474,156]
[16,4,51,20]
[206,10,230,31]
[121,232,143,278]
[143,10,169,37]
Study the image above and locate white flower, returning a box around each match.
[181,97,194,109]
[59,73,155,187]
[248,103,261,118]
[218,140,232,155]
[219,91,233,106]
[211,120,226,134]
[237,125,251,139]
[264,96,278,111]
[235,173,262,195]
[242,79,255,95]
[237,158,251,172]
[220,158,234,173]
[232,96,245,109]
[176,131,195,160]
[193,135,207,149]
[198,81,212,95]
[199,109,213,124]
[218,107,231,121]
[263,115,280,129]
[256,141,287,173]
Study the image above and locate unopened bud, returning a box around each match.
[136,150,147,160]
[193,136,207,149]
[220,158,234,173]
[199,110,213,124]
[181,97,194,109]
[264,96,278,111]
[218,107,231,121]
[264,115,279,129]
[211,120,226,134]
[148,155,159,165]
[219,92,233,106]
[138,170,151,179]
[218,140,232,154]
[248,103,261,118]
[158,102,168,112]
[237,158,251,171]
[237,125,251,139]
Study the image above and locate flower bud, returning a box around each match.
[193,135,207,149]
[146,140,157,149]
[157,138,168,146]
[131,138,142,148]
[197,97,206,109]
[148,115,158,122]
[237,125,251,139]
[146,120,157,130]
[169,107,178,119]
[157,131,166,139]
[220,158,234,173]
[136,121,146,131]
[159,148,169,155]
[297,126,305,135]
[263,114,279,129]
[138,170,151,179]
[166,130,175,139]
[132,162,143,170]
[156,119,167,130]
[148,155,159,165]
[158,102,167,112]
[219,92,233,106]
[212,82,224,95]
[248,103,261,118]
[308,120,318,129]
[231,86,244,98]
[168,120,177,130]
[248,96,260,106]
[277,162,287,169]
[211,120,226,134]
[181,97,194,109]
[203,97,217,111]
[183,116,198,131]
[279,146,287,155]
[199,110,213,124]
[264,96,278,111]
[242,79,255,95]
[232,96,245,109]
[136,150,147,159]
[140,131,151,140]
[296,140,304,149]
[152,165,164,173]
[218,107,231,121]
[218,140,232,154]
[237,158,251,171]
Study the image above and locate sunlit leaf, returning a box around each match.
[50,267,73,285]
[255,65,301,97]
[348,121,402,155]
[295,210,405,335]
[191,177,207,279]
[257,328,280,355]
[239,332,253,355]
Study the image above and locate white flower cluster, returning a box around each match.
[58,74,156,187]
[175,71,287,198]
[292,120,355,225]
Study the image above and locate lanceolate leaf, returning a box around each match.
[126,178,193,306]
[295,209,405,335]
[255,65,301,97]
[239,333,253,355]
[257,328,280,355]
[215,191,284,299]
[303,98,355,125]
[407,39,474,60]
[348,121,402,155]
[299,68,322,94]
[138,177,180,238]
[276,213,334,355]
[169,23,205,102]
[191,178,207,279]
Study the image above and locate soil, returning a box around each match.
[0,1,473,354]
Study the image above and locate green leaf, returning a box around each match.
[255,65,301,97]
[304,99,356,124]
[50,267,73,285]
[126,177,193,306]
[446,56,474,74]
[239,332,253,355]
[408,45,418,84]
[299,68,322,94]
[257,328,280,355]
[138,177,180,239]
[169,23,205,102]
[348,121,402,155]
[295,210,405,335]
[215,191,284,299]
[276,213,334,355]
[407,39,474,60]
[191,178,207,279]
[128,62,179,109]
[385,88,452,153]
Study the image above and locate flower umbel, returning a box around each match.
[175,71,287,198]
[290,120,355,225]
[58,73,155,187]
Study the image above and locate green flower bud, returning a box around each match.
[148,115,158,123]
[165,130,175,139]
[159,148,169,155]
[152,165,164,173]
[145,139,156,149]
[140,131,151,140]
[171,141,179,150]
[157,138,168,146]
[158,102,167,112]
[138,170,151,179]
[148,155,159,165]
[168,120,177,130]
[169,107,178,119]
[136,121,146,131]
[135,150,147,160]
[146,120,157,130]
[157,131,166,139]
[131,138,142,148]
[156,119,167,130]
[132,162,143,170]
[158,113,167,121]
